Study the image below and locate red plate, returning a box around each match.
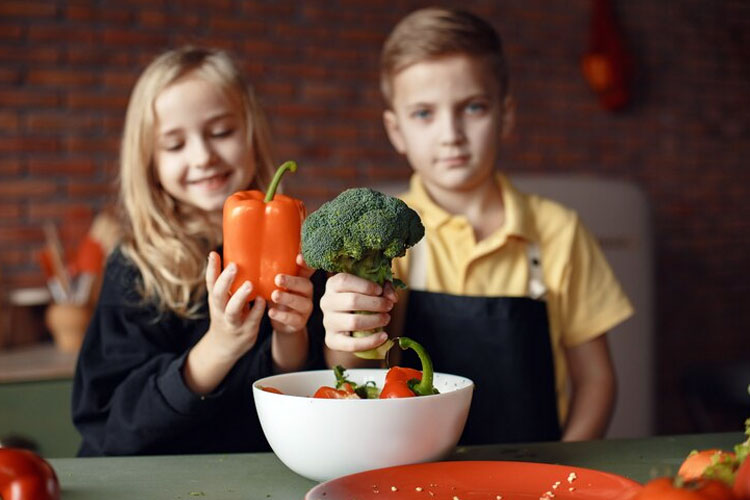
[306,461,642,500]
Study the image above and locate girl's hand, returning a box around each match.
[204,251,266,362]
[269,254,315,335]
[319,272,397,352]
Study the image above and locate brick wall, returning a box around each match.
[1,1,748,435]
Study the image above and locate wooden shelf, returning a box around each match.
[0,342,77,383]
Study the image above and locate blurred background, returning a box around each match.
[0,0,748,447]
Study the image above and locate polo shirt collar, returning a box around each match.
[407,173,536,242]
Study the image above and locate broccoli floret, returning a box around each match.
[301,188,424,287]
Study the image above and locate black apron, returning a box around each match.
[400,240,561,445]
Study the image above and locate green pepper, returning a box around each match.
[397,337,439,396]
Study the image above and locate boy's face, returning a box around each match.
[153,74,254,214]
[383,54,512,194]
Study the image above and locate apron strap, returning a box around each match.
[527,242,547,300]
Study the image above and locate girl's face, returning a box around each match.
[153,75,254,213]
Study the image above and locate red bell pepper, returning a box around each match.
[380,366,421,398]
[0,448,60,500]
[379,338,438,398]
[223,161,306,302]
[313,383,359,399]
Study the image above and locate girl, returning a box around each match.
[72,47,325,456]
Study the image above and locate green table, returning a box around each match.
[48,432,743,499]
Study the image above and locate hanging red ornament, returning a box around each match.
[581,0,634,111]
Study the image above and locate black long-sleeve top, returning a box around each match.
[72,248,326,456]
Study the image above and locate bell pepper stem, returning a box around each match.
[264,161,297,203]
[398,337,438,396]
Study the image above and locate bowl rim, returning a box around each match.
[253,368,474,400]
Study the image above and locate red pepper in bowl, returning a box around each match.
[223,161,305,302]
[313,383,359,399]
[380,337,439,398]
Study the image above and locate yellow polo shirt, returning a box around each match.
[393,173,634,422]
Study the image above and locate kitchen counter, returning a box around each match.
[48,432,743,499]
[0,342,76,383]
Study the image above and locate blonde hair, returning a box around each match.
[119,46,275,318]
[380,7,510,105]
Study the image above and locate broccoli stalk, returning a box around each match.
[301,188,425,359]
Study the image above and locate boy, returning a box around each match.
[320,7,633,444]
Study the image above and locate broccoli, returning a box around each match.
[301,188,425,358]
[301,187,424,287]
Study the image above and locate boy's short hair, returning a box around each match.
[380,7,510,106]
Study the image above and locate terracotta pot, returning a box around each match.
[44,304,91,353]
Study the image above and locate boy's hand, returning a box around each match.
[320,272,397,352]
[269,254,315,335]
[204,251,266,362]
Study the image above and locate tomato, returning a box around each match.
[634,477,736,500]
[313,384,358,399]
[679,449,736,481]
[0,448,60,500]
[734,457,750,499]
[260,386,284,394]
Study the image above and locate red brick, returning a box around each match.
[28,203,94,221]
[274,24,330,41]
[66,182,117,199]
[208,17,265,34]
[0,226,45,244]
[137,10,168,27]
[27,69,97,86]
[64,47,132,66]
[100,29,168,47]
[2,271,47,289]
[0,111,20,131]
[65,4,132,23]
[0,1,57,18]
[273,103,327,119]
[0,159,22,175]
[27,158,98,176]
[0,136,59,153]
[0,67,21,84]
[275,62,328,79]
[0,180,57,199]
[180,0,231,10]
[64,135,120,155]
[303,46,365,65]
[0,248,31,266]
[0,90,60,107]
[66,92,129,111]
[28,24,96,44]
[100,114,125,133]
[100,71,138,89]
[239,1,294,17]
[256,81,295,99]
[339,28,384,44]
[0,23,24,41]
[301,82,355,102]
[24,112,100,132]
[242,40,296,59]
[0,46,60,64]
[0,204,22,219]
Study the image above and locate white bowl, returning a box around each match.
[252,368,473,482]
